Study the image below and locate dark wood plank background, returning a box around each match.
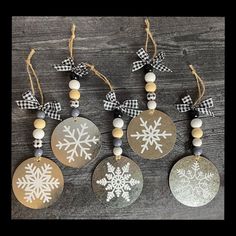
[12,17,224,219]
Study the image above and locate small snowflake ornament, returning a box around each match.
[128,110,176,159]
[92,156,143,208]
[169,64,220,207]
[169,156,220,207]
[12,157,64,209]
[128,19,176,160]
[12,49,63,209]
[51,117,101,168]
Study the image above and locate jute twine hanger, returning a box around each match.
[144,18,157,59]
[86,63,114,91]
[25,49,44,105]
[68,24,113,91]
[69,24,76,59]
[189,65,206,107]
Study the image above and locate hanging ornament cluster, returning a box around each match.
[12,49,64,209]
[12,19,221,210]
[169,64,220,207]
[127,19,176,159]
[51,24,101,168]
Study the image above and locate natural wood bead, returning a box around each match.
[190,118,202,128]
[145,82,157,92]
[144,72,156,82]
[69,89,80,100]
[191,128,203,138]
[34,119,46,129]
[112,128,123,138]
[33,129,45,139]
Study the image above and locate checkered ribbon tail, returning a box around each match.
[103,91,142,117]
[132,48,172,72]
[176,95,215,117]
[53,57,88,77]
[16,90,62,120]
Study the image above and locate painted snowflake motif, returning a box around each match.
[130,117,172,154]
[96,162,140,202]
[176,161,214,199]
[16,163,60,203]
[56,124,99,163]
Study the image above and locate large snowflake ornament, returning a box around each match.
[176,161,214,199]
[56,124,99,163]
[96,162,140,202]
[130,117,172,154]
[16,163,60,203]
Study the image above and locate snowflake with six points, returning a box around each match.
[16,163,60,203]
[130,116,172,154]
[96,162,140,202]
[176,161,214,199]
[56,123,99,163]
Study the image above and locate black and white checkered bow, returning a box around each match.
[103,91,142,117]
[132,48,172,72]
[53,57,88,77]
[176,95,215,117]
[16,91,61,120]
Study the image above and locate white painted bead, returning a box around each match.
[144,72,156,82]
[190,118,202,128]
[69,80,80,90]
[113,147,123,156]
[147,100,157,110]
[113,118,124,128]
[192,138,202,147]
[33,129,45,139]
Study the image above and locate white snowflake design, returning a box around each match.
[96,162,140,202]
[175,161,214,199]
[56,124,99,163]
[130,117,172,154]
[16,163,60,203]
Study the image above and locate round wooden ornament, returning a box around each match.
[127,110,176,159]
[169,155,220,207]
[92,155,143,208]
[51,117,101,168]
[12,157,64,209]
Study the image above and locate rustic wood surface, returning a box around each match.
[11,17,224,219]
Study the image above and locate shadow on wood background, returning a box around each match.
[11,17,224,219]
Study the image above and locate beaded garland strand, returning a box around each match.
[51,24,101,168]
[12,49,64,209]
[127,18,176,160]
[169,64,220,207]
[86,65,144,208]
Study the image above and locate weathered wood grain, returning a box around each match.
[11,17,224,219]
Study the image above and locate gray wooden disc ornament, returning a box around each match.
[51,117,101,168]
[92,155,143,208]
[169,155,220,207]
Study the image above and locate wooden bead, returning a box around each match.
[191,128,203,138]
[144,72,156,82]
[33,129,45,139]
[190,118,202,128]
[113,147,123,156]
[112,128,123,138]
[145,82,156,92]
[192,138,202,147]
[34,119,46,129]
[69,80,80,90]
[147,101,157,110]
[113,118,124,128]
[69,89,80,100]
